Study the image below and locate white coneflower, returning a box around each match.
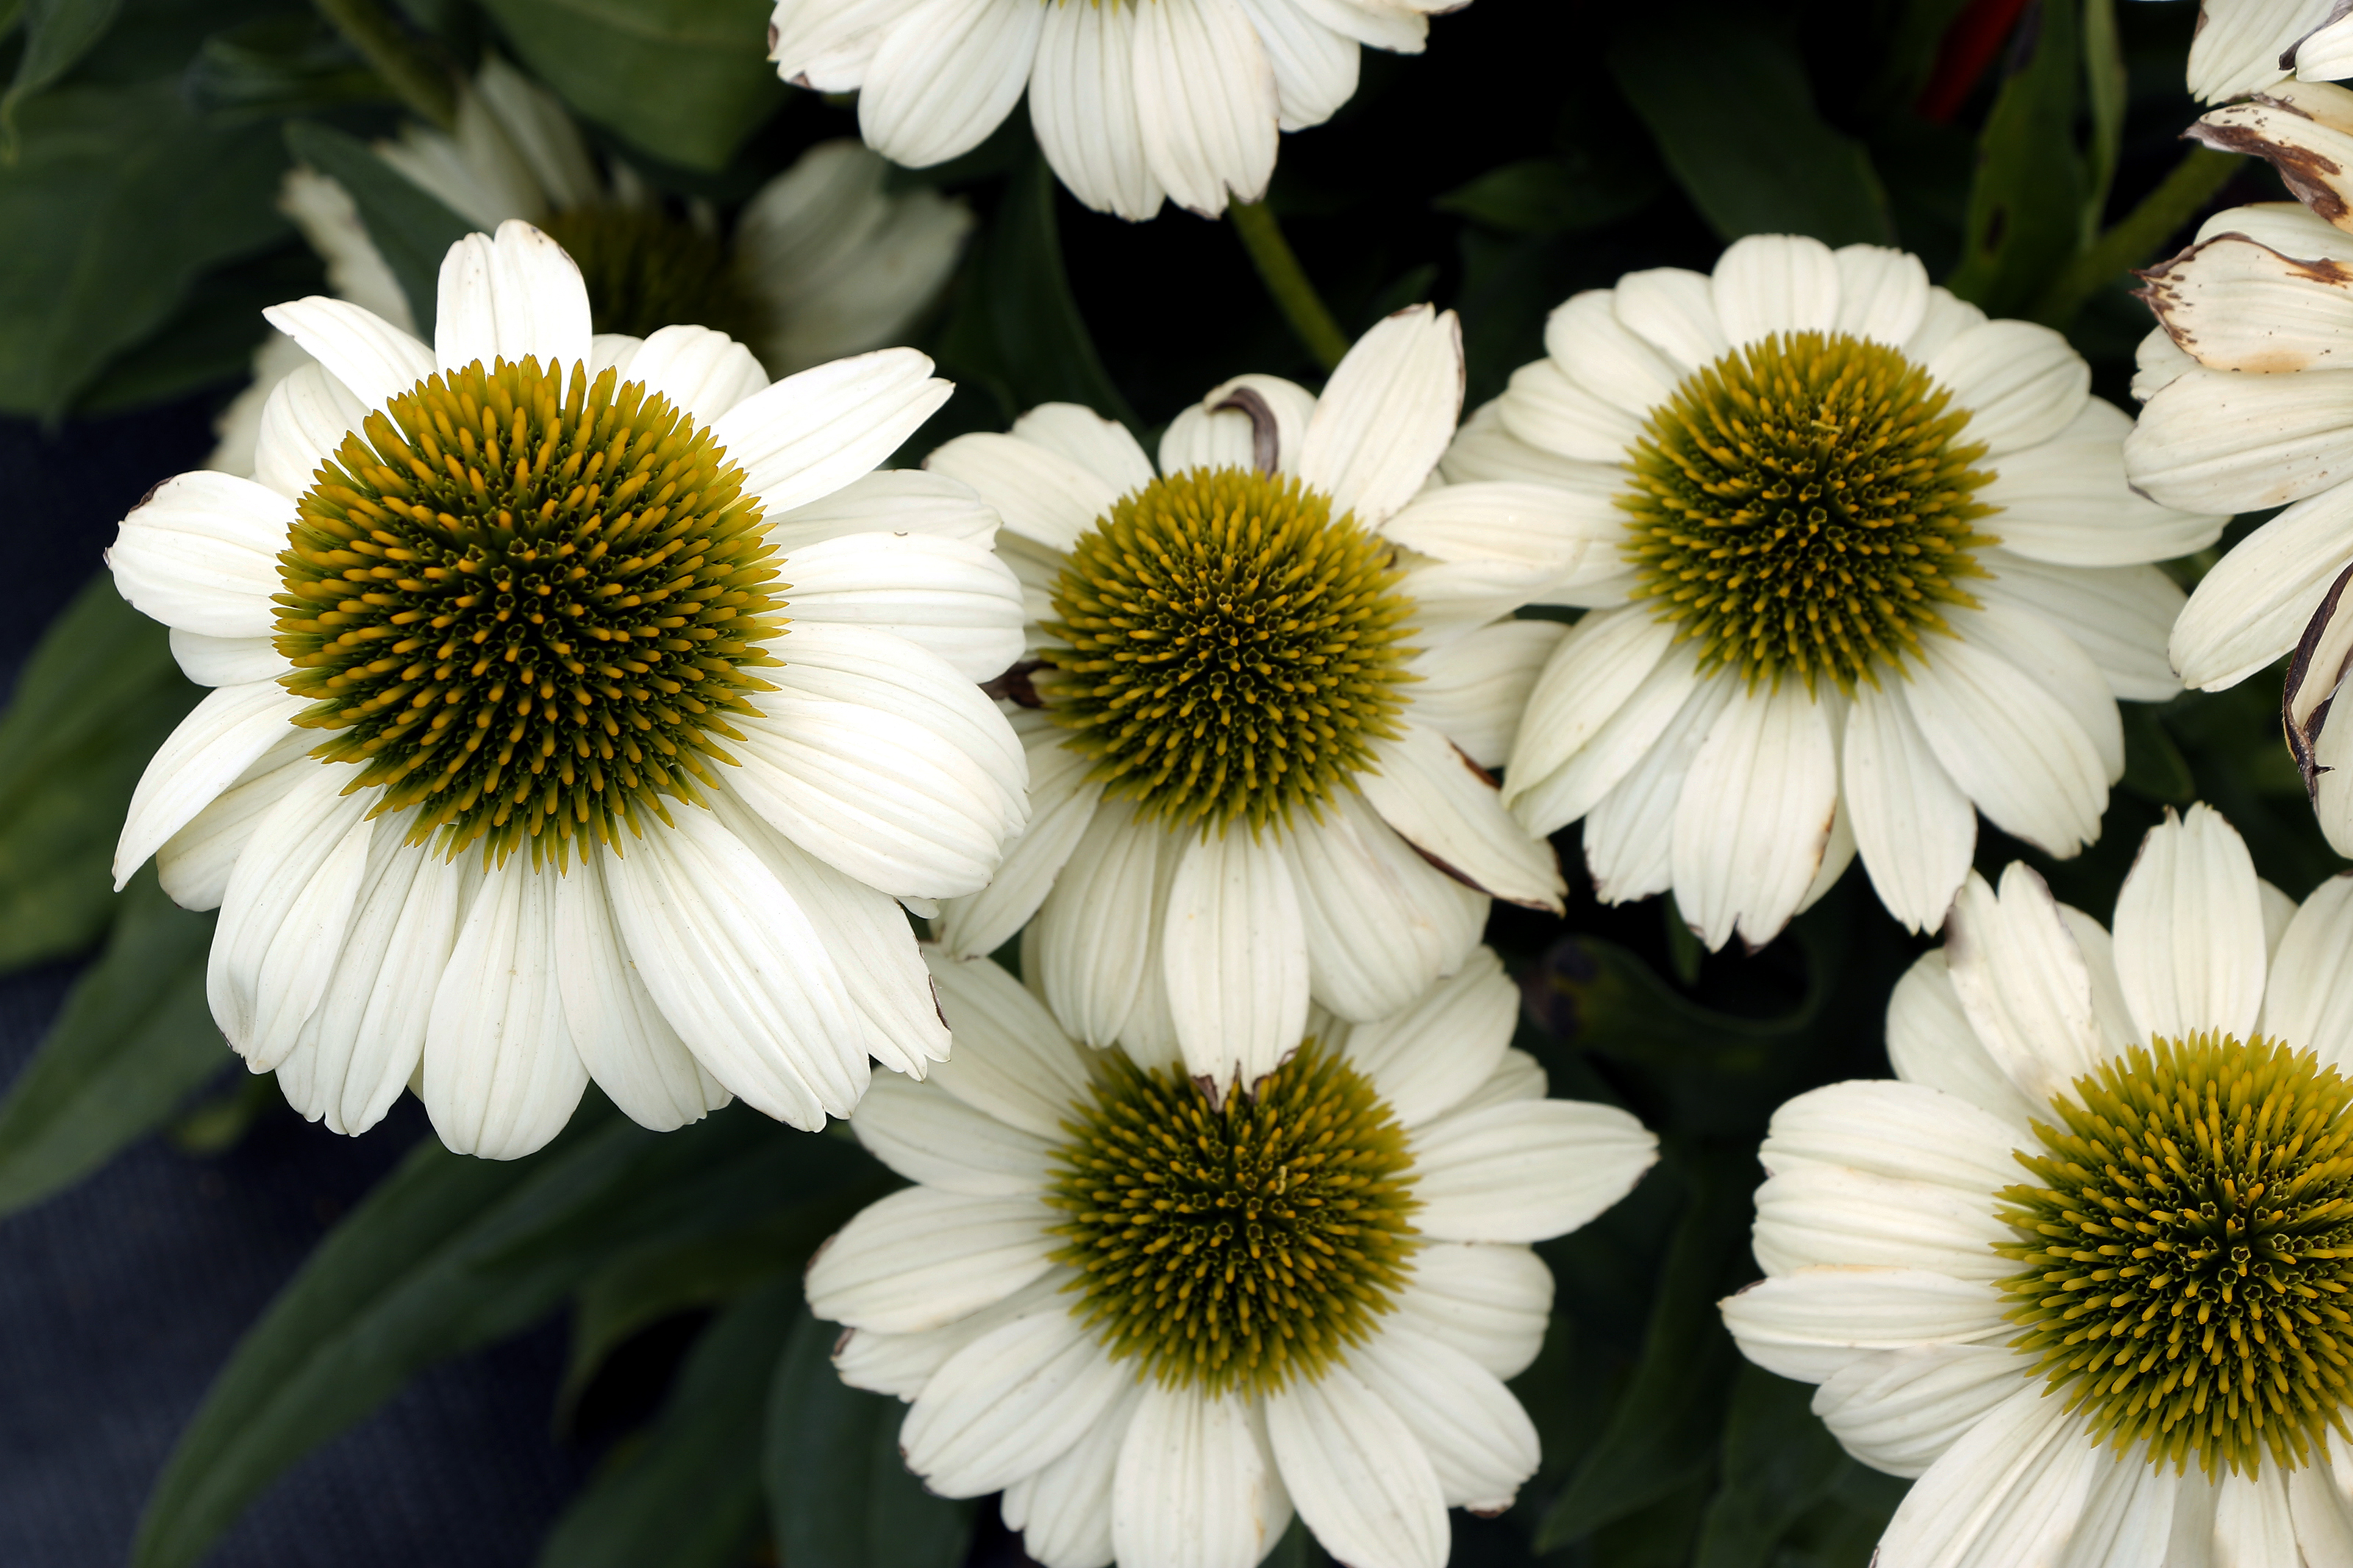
[926,306,1602,1086]
[1445,233,2218,950]
[1724,804,2353,1564]
[2124,170,2353,856]
[767,0,1447,221]
[107,221,1029,1158]
[2185,0,2353,105]
[810,943,1657,1568]
[209,56,969,473]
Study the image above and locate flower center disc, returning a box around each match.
[1620,329,1999,692]
[1996,1034,2353,1475]
[275,356,786,865]
[1042,467,1415,832]
[1046,1038,1421,1396]
[539,202,774,348]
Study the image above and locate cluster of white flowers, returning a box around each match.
[88,3,2353,1562]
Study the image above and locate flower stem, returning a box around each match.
[310,0,455,130]
[1229,200,1349,372]
[2029,145,2237,328]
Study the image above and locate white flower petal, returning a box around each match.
[605,807,868,1128]
[1759,1079,2022,1196]
[1163,825,1311,1086]
[2124,364,2353,515]
[115,681,310,889]
[2131,324,2196,403]
[806,1186,1056,1332]
[938,731,1104,960]
[2260,873,2353,1069]
[1510,639,1700,837]
[1390,1242,1553,1381]
[1029,0,1163,219]
[1337,944,1513,1127]
[1610,267,1727,372]
[780,531,1025,681]
[926,429,1118,551]
[715,348,952,517]
[1902,287,1989,365]
[904,1309,1130,1497]
[422,859,590,1159]
[107,472,290,639]
[1875,1385,2100,1568]
[1977,556,2184,704]
[621,323,770,426]
[1843,673,1975,936]
[2187,0,2337,101]
[854,1070,1051,1198]
[167,630,281,689]
[769,0,924,91]
[1160,373,1318,476]
[2288,1456,2353,1568]
[1133,0,1279,216]
[1113,1385,1285,1568]
[1379,481,1602,573]
[1008,1382,1143,1568]
[1978,397,2222,569]
[1408,618,1568,770]
[1671,678,1839,951]
[1810,1345,2030,1479]
[1944,601,2124,784]
[1719,1268,2009,1384]
[922,945,1095,1137]
[1902,630,2107,859]
[1011,402,1155,493]
[1236,0,1357,132]
[2110,803,2267,1043]
[1885,950,2044,1131]
[1359,722,1565,912]
[1710,234,1840,348]
[432,221,592,378]
[860,0,1041,168]
[2140,232,2353,374]
[260,296,436,412]
[1925,320,2090,457]
[1750,1162,2015,1282]
[1943,864,2107,1109]
[1264,1364,1446,1568]
[1543,289,1682,414]
[1284,788,1483,1023]
[251,360,369,502]
[156,732,316,911]
[206,766,374,1067]
[2169,482,2353,689]
[1582,671,1738,905]
[1353,1326,1538,1513]
[1033,799,1182,1048]
[1299,305,1464,526]
[1411,1098,1657,1244]
[1832,244,1931,346]
[764,468,1000,553]
[550,851,725,1132]
[1289,0,1422,50]
[1494,357,1644,463]
[831,1277,1063,1400]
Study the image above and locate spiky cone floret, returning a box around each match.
[1721,803,2353,1564]
[207,53,969,475]
[924,306,1605,1090]
[807,944,1657,1568]
[107,219,1031,1160]
[1440,232,2221,951]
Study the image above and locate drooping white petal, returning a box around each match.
[902,1309,1131,1497]
[1390,1242,1554,1381]
[1352,1325,1538,1513]
[432,221,593,378]
[1902,287,1990,365]
[1977,398,2223,569]
[1504,606,1679,798]
[1582,671,1738,906]
[1029,0,1163,220]
[167,630,283,689]
[1874,1385,2102,1568]
[1298,305,1464,526]
[1510,641,1702,839]
[2125,363,2353,515]
[155,731,317,911]
[1495,357,1646,462]
[1759,1079,2023,1197]
[779,531,1025,681]
[116,681,312,889]
[1007,1382,1144,1568]
[1710,234,1840,348]
[1337,945,1514,1127]
[550,851,727,1132]
[620,323,770,426]
[853,1075,1051,1197]
[1944,601,2123,784]
[1112,1385,1285,1568]
[1924,320,2090,457]
[1810,1345,2031,1479]
[2260,873,2353,1069]
[1410,1098,1657,1243]
[1976,556,2184,704]
[1843,673,1975,935]
[107,472,290,640]
[769,0,926,91]
[1032,799,1182,1048]
[260,297,436,413]
[2187,0,2338,101]
[422,858,590,1159]
[1719,1268,2009,1384]
[1133,0,1279,216]
[2169,482,2353,690]
[1263,1364,1448,1568]
[1670,678,1839,951]
[1160,373,1318,476]
[1358,722,1565,912]
[1902,629,2107,859]
[1379,481,1602,575]
[604,806,868,1128]
[1236,0,1357,131]
[1884,950,2044,1131]
[921,945,1095,1138]
[805,1185,1057,1332]
[937,731,1104,960]
[1163,826,1311,1086]
[1407,618,1569,770]
[859,0,1043,168]
[206,765,375,1067]
[1284,788,1483,1024]
[1941,865,2109,1110]
[2110,803,2267,1043]
[715,348,953,517]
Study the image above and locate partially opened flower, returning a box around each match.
[809,945,1657,1568]
[210,56,969,473]
[2126,173,2353,856]
[2185,0,2353,104]
[107,221,1029,1158]
[925,307,1595,1086]
[1447,233,2218,949]
[767,0,1446,221]
[1722,805,2353,1562]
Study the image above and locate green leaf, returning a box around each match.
[0,867,221,1214]
[0,573,201,970]
[131,1101,848,1568]
[1692,1364,1853,1568]
[2120,701,2195,806]
[1436,153,1661,237]
[0,79,289,415]
[1607,7,1893,248]
[539,1273,803,1568]
[474,0,784,172]
[934,140,1139,434]
[186,15,390,124]
[1536,1148,1754,1550]
[2080,0,2126,241]
[0,0,124,154]
[72,239,321,416]
[765,1306,977,1568]
[285,117,472,334]
[1943,0,2084,317]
